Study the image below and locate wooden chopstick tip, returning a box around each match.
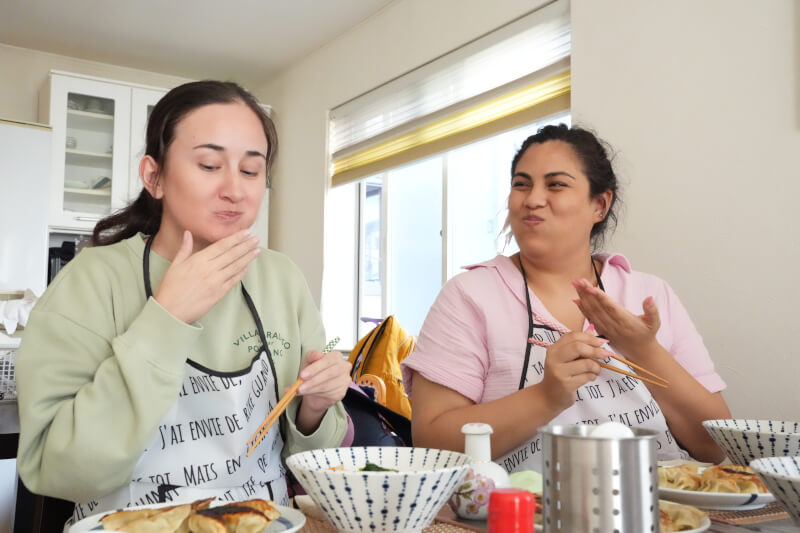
[606,353,669,385]
[598,361,668,389]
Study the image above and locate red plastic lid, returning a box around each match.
[488,488,535,533]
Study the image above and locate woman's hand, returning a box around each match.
[154,230,260,323]
[572,278,661,360]
[295,350,351,434]
[540,332,610,412]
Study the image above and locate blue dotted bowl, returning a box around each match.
[702,419,800,466]
[286,447,470,533]
[750,457,800,526]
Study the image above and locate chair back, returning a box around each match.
[356,374,387,405]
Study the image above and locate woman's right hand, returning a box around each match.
[540,332,610,413]
[154,230,261,323]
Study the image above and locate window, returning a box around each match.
[322,1,571,347]
[337,112,570,339]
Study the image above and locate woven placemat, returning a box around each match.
[707,501,790,525]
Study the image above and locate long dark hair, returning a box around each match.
[91,80,278,246]
[511,123,621,249]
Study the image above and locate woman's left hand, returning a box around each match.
[296,350,351,416]
[572,278,661,360]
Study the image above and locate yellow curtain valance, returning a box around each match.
[331,70,571,187]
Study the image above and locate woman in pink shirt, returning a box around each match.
[402,124,731,473]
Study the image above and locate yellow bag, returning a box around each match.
[348,316,416,419]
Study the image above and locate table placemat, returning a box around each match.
[707,501,790,525]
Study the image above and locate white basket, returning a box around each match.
[0,349,17,400]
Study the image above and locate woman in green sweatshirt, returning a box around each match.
[16,80,351,524]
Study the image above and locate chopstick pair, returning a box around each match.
[527,336,668,388]
[246,337,340,457]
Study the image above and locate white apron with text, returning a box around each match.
[70,237,288,523]
[496,328,688,475]
[497,261,688,475]
[70,350,288,523]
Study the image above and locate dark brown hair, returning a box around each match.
[91,80,277,246]
[511,123,621,248]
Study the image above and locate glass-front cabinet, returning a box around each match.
[40,74,131,232]
[39,71,167,233]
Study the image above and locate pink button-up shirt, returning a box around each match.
[403,253,725,407]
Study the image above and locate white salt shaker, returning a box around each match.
[449,423,511,520]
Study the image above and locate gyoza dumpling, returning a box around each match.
[698,476,740,493]
[117,503,192,533]
[194,506,270,533]
[658,466,702,491]
[228,499,280,522]
[186,513,226,533]
[175,498,217,533]
[658,508,674,532]
[671,503,706,530]
[659,500,706,532]
[701,465,768,494]
[103,498,212,532]
[101,508,161,530]
[736,478,769,494]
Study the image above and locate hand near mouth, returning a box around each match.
[154,229,261,323]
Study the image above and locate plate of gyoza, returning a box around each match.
[68,497,305,533]
[658,500,710,533]
[658,461,775,510]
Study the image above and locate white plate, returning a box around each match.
[659,486,775,511]
[657,464,776,510]
[69,502,305,532]
[676,516,711,533]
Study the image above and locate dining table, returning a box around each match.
[292,499,799,533]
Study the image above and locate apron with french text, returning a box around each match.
[70,238,288,524]
[495,259,688,475]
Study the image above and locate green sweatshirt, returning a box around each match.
[16,234,347,503]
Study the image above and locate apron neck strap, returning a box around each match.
[517,255,605,390]
[141,236,271,359]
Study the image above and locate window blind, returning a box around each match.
[329,0,571,186]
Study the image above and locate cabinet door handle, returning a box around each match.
[74,216,101,222]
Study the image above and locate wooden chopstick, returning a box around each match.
[605,353,669,385]
[246,337,341,457]
[528,336,668,388]
[246,378,302,456]
[597,361,668,388]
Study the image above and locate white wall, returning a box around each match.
[0,42,192,123]
[256,0,547,308]
[571,0,800,420]
[255,0,798,420]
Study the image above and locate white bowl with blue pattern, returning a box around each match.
[702,419,800,466]
[750,456,800,526]
[286,447,470,533]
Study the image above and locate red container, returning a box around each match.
[488,488,535,533]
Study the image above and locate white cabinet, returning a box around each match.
[39,71,166,232]
[128,87,164,201]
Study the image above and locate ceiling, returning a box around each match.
[0,0,395,86]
